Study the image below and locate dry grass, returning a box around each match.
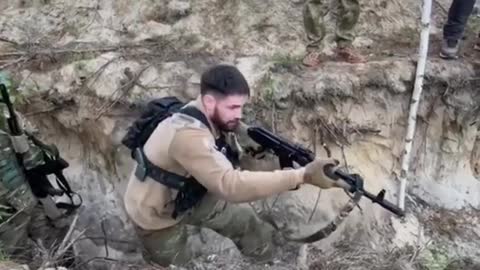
[416,206,480,242]
[308,242,423,270]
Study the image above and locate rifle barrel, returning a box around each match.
[362,189,405,216]
[334,170,405,217]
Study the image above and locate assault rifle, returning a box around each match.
[0,84,82,216]
[247,126,405,217]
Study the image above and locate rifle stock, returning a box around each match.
[247,126,405,217]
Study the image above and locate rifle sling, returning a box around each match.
[25,134,82,211]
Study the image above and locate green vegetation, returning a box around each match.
[0,72,27,106]
[0,248,9,261]
[270,52,302,70]
[419,246,452,270]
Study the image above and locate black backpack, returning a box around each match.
[121,96,186,155]
[121,96,238,218]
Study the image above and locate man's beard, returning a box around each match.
[211,108,240,132]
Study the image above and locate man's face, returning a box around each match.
[208,94,248,132]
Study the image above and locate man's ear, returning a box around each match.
[202,94,216,115]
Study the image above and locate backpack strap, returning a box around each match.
[177,106,212,132]
[133,147,187,189]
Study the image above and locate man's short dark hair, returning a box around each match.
[200,64,250,97]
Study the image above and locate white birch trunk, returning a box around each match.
[397,0,432,210]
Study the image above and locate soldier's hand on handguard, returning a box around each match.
[303,158,350,190]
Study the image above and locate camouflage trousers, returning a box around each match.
[0,130,37,253]
[303,0,360,50]
[134,195,277,267]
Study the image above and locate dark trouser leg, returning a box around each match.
[443,0,476,41]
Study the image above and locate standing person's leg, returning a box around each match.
[441,0,476,59]
[302,0,329,67]
[335,0,360,48]
[334,0,366,63]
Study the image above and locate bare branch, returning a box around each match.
[94,65,150,119]
[0,36,19,46]
[100,220,109,258]
[0,206,27,230]
[55,214,79,256]
[0,56,30,70]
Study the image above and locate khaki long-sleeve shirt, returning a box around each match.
[124,96,305,231]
